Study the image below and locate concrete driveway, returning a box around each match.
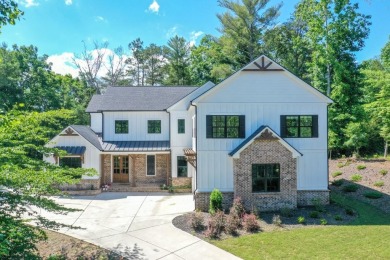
[38,192,240,260]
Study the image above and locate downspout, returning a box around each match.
[190,101,198,199]
[165,109,171,186]
[327,104,330,191]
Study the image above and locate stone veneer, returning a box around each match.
[195,192,234,212]
[233,139,297,211]
[297,190,330,206]
[59,178,100,191]
[102,154,111,185]
[171,177,192,187]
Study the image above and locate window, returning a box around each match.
[148,120,161,134]
[206,115,245,138]
[280,115,318,138]
[115,120,128,134]
[177,156,188,177]
[59,157,82,168]
[178,119,185,134]
[252,164,280,192]
[113,156,129,174]
[146,155,155,176]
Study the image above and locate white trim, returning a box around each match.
[146,154,156,176]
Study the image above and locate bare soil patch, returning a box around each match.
[329,158,390,213]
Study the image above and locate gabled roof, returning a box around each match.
[229,125,302,159]
[192,55,333,104]
[70,125,103,150]
[86,86,198,112]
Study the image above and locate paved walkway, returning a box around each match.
[38,192,240,260]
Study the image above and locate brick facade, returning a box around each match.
[59,178,100,191]
[102,154,111,185]
[233,139,297,211]
[195,192,234,212]
[171,177,192,187]
[297,190,330,206]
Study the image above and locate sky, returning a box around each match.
[1,0,389,76]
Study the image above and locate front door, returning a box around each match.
[113,156,129,183]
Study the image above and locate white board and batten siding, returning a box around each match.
[195,69,330,192]
[102,111,169,141]
[44,135,101,180]
[90,113,102,133]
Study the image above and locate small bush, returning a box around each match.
[332,171,343,178]
[204,210,225,238]
[297,216,306,224]
[356,165,366,170]
[280,207,293,217]
[343,184,359,192]
[332,179,344,187]
[312,198,326,212]
[334,215,343,221]
[309,211,320,218]
[379,169,388,176]
[242,213,259,232]
[225,212,240,235]
[351,174,362,182]
[231,197,245,219]
[345,208,355,216]
[374,181,384,187]
[364,191,383,199]
[272,215,282,227]
[337,162,345,168]
[190,211,205,231]
[320,218,328,225]
[209,189,223,214]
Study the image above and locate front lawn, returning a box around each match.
[212,192,390,259]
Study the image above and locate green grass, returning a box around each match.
[350,174,363,182]
[374,181,384,187]
[212,192,390,259]
[331,171,343,178]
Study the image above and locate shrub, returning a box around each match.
[297,216,306,224]
[225,211,240,235]
[280,207,293,217]
[343,184,359,192]
[379,169,388,176]
[345,208,355,216]
[312,198,326,212]
[334,215,343,221]
[309,211,320,218]
[320,218,328,225]
[356,165,366,170]
[364,191,383,199]
[230,197,245,219]
[332,179,344,187]
[351,174,362,182]
[337,162,345,168]
[374,181,384,187]
[190,211,205,231]
[272,215,282,227]
[332,171,343,178]
[209,189,223,214]
[204,210,225,238]
[242,213,259,232]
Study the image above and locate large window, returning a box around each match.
[59,157,82,168]
[206,115,245,138]
[146,155,155,176]
[252,164,280,192]
[177,156,188,177]
[280,115,318,138]
[148,120,161,134]
[115,120,128,134]
[178,119,185,134]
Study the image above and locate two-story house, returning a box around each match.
[45,55,332,211]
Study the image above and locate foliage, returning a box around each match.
[190,211,205,231]
[345,208,354,216]
[242,213,259,232]
[356,165,366,170]
[331,179,344,187]
[225,211,241,235]
[312,198,325,212]
[280,207,292,217]
[334,215,343,221]
[209,189,223,214]
[230,197,245,219]
[332,171,343,177]
[272,215,282,227]
[0,0,23,32]
[373,181,384,187]
[350,174,362,182]
[363,191,383,199]
[379,169,388,176]
[0,109,96,259]
[342,184,359,192]
[320,219,328,225]
[297,216,305,224]
[309,211,319,219]
[205,210,225,238]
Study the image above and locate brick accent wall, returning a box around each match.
[102,154,111,185]
[172,177,192,187]
[132,154,170,186]
[297,190,330,206]
[233,139,297,212]
[195,192,234,212]
[59,178,100,191]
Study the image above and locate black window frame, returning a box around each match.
[148,120,161,134]
[252,163,280,193]
[59,157,82,168]
[206,115,245,139]
[178,119,185,134]
[280,115,318,138]
[146,155,156,176]
[115,120,128,134]
[177,156,188,177]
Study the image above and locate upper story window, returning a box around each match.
[115,120,128,134]
[252,163,280,192]
[280,115,318,138]
[148,120,161,134]
[206,115,245,138]
[178,119,185,134]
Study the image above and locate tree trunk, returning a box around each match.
[384,141,388,158]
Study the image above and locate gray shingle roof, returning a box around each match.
[86,86,198,112]
[71,125,103,150]
[101,141,170,152]
[56,146,86,155]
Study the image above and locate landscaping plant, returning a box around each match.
[331,179,344,186]
[356,165,366,170]
[209,189,223,214]
[297,216,306,224]
[343,184,359,192]
[332,171,343,177]
[379,169,388,176]
[272,215,283,227]
[205,210,225,238]
[242,213,260,232]
[363,191,383,199]
[373,181,384,187]
[351,174,363,182]
[191,211,205,231]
